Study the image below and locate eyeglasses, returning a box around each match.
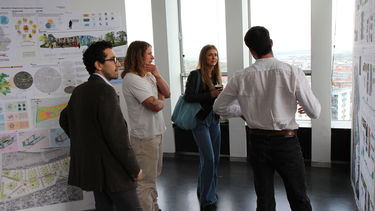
[104,57,119,64]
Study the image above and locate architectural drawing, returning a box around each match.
[0,149,82,210]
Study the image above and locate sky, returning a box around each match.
[124,0,355,60]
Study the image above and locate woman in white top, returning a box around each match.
[121,41,170,211]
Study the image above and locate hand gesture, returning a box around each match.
[145,64,160,77]
[135,169,143,181]
[296,100,305,114]
[297,106,305,114]
[210,88,222,97]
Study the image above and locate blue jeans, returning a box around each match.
[192,111,221,206]
[249,134,312,211]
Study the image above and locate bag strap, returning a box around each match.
[194,70,201,94]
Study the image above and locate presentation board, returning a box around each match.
[352,0,375,211]
[0,0,127,210]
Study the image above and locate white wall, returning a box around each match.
[151,0,182,153]
[224,0,249,158]
[311,0,332,166]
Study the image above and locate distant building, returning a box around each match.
[332,89,352,120]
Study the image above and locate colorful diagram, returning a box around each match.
[36,103,67,123]
[14,17,37,43]
[0,133,17,153]
[0,73,10,96]
[31,97,69,129]
[39,34,95,48]
[22,134,46,147]
[0,16,9,25]
[5,101,27,112]
[45,19,56,29]
[18,130,50,151]
[0,134,15,149]
[39,31,126,49]
[4,101,29,131]
[14,17,38,45]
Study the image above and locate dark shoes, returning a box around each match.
[200,203,217,211]
[197,192,218,211]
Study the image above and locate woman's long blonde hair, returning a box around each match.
[197,45,222,90]
[121,41,151,78]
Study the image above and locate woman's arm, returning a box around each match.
[145,64,171,98]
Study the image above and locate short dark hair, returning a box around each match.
[244,26,272,57]
[82,40,113,74]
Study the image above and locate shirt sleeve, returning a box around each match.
[295,70,321,119]
[213,75,242,117]
[126,74,154,104]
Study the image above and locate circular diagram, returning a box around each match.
[64,86,75,94]
[34,67,62,93]
[14,17,37,41]
[14,71,33,89]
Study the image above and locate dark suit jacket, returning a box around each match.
[59,74,140,192]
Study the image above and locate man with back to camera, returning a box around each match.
[59,40,143,211]
[213,26,321,211]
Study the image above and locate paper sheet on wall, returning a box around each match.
[0,0,127,209]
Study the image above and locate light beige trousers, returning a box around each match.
[130,135,163,211]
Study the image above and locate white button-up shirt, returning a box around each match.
[93,73,113,87]
[213,57,321,130]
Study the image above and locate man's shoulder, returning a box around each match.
[74,77,114,96]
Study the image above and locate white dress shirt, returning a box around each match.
[213,57,321,130]
[93,73,113,87]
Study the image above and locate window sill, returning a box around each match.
[296,120,352,129]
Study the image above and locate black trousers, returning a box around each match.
[93,189,143,211]
[249,134,312,211]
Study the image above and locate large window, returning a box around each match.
[124,0,153,47]
[179,0,227,75]
[251,0,311,123]
[251,0,311,70]
[331,0,354,124]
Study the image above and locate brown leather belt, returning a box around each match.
[248,129,297,137]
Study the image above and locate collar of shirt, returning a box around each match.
[93,73,113,87]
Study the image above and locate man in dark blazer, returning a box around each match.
[59,40,143,211]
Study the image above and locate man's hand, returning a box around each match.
[135,169,143,181]
[296,100,305,114]
[298,106,305,114]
